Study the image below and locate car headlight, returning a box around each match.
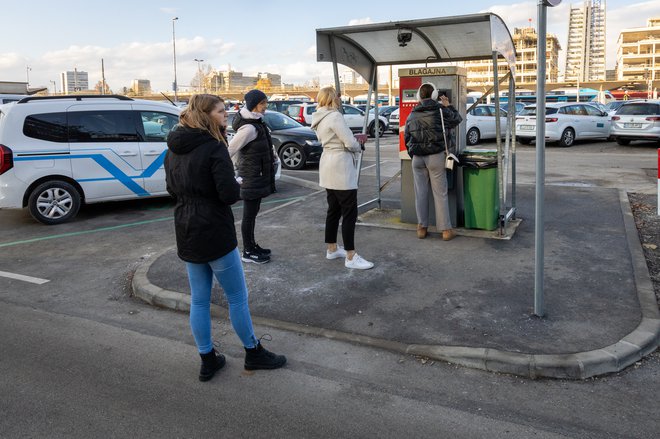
[305,140,321,147]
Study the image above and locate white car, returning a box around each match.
[515,102,611,147]
[388,108,400,134]
[466,104,509,145]
[0,95,180,224]
[288,103,388,137]
[610,100,660,145]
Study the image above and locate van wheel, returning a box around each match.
[467,128,480,145]
[28,180,81,225]
[279,144,306,170]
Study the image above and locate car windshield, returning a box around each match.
[616,103,660,116]
[519,107,558,116]
[264,111,303,130]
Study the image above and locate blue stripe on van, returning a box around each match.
[15,154,149,196]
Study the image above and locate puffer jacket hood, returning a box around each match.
[310,106,335,130]
[166,125,213,154]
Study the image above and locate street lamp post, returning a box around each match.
[172,17,179,103]
[194,58,205,93]
[50,80,56,94]
[26,66,32,87]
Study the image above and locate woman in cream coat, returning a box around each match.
[311,86,374,270]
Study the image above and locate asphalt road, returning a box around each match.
[1,135,659,438]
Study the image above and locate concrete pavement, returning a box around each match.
[132,174,660,379]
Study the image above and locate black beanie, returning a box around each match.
[244,89,268,111]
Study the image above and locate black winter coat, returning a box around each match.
[164,125,240,263]
[232,113,276,200]
[404,99,462,156]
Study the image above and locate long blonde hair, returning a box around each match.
[179,94,227,145]
[316,86,341,110]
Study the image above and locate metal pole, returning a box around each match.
[534,0,548,317]
[373,67,382,208]
[101,59,106,95]
[26,66,31,87]
[493,52,504,232]
[172,17,179,102]
[509,72,517,217]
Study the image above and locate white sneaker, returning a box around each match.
[326,245,348,260]
[345,253,374,270]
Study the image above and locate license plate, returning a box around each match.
[623,123,642,128]
[520,125,535,130]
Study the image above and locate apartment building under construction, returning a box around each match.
[616,18,660,83]
[463,27,560,89]
[564,0,606,82]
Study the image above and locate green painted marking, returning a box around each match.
[0,195,306,248]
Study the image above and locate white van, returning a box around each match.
[0,95,181,224]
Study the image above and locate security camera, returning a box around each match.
[397,28,413,47]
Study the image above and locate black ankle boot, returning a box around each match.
[199,349,226,382]
[244,343,286,370]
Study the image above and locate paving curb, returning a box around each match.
[130,190,659,380]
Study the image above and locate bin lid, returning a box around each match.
[460,148,498,163]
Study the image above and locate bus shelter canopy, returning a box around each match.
[316,13,516,81]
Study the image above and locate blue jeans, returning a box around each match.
[186,248,258,353]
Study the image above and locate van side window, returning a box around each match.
[139,111,179,142]
[69,111,139,142]
[23,112,68,143]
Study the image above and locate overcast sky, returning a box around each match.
[1,0,658,92]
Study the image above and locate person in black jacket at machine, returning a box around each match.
[404,83,462,241]
[228,89,279,264]
[165,94,286,382]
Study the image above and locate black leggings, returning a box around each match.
[325,189,358,251]
[241,198,262,251]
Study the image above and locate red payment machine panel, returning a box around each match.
[398,76,422,156]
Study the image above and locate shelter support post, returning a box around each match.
[509,72,517,220]
[534,1,548,317]
[492,52,505,236]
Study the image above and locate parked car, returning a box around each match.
[604,99,643,117]
[610,100,660,145]
[388,108,400,134]
[287,103,388,137]
[0,95,180,224]
[500,101,525,115]
[0,94,29,104]
[368,105,399,120]
[227,110,322,170]
[466,104,509,145]
[515,102,611,147]
[266,99,304,115]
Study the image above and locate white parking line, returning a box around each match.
[0,270,50,285]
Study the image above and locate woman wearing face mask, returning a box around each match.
[165,94,286,382]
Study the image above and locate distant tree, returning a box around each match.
[94,80,111,94]
[256,77,272,91]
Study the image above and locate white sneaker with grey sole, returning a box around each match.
[345,254,374,270]
[326,246,348,260]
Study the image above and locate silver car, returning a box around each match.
[610,100,660,145]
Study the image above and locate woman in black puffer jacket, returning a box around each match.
[165,94,285,382]
[228,89,278,264]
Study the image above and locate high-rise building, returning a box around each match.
[564,0,606,82]
[463,27,560,87]
[616,18,660,83]
[131,79,151,95]
[60,70,89,93]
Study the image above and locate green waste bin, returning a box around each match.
[460,150,499,231]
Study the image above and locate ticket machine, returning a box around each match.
[398,66,467,226]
